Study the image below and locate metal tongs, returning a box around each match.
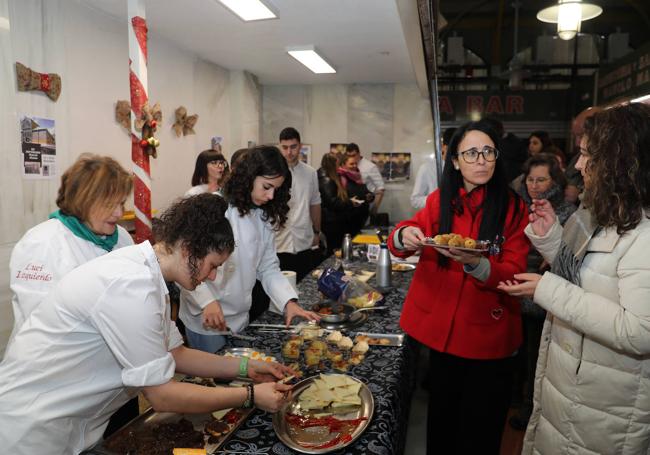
[212,327,256,341]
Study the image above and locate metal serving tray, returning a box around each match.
[352,332,405,347]
[272,374,374,454]
[91,403,252,454]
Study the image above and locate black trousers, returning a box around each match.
[426,349,515,455]
[103,397,139,437]
[277,248,321,283]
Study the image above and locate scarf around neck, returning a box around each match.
[337,167,363,187]
[49,210,119,252]
[551,203,599,285]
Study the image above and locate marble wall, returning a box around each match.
[261,83,436,223]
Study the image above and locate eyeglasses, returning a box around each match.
[457,146,499,163]
[525,177,550,185]
[209,160,227,168]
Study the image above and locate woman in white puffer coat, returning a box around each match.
[499,103,650,455]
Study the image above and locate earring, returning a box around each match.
[454,165,460,170]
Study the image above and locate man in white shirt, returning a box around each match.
[410,127,456,209]
[345,143,385,216]
[276,127,322,281]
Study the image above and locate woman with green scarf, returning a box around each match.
[9,153,133,343]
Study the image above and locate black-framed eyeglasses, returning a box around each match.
[458,146,499,163]
[209,160,227,168]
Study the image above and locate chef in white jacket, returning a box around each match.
[0,194,293,455]
[180,146,319,353]
[8,154,133,346]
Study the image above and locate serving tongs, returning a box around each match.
[212,327,256,341]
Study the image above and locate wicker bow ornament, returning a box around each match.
[15,62,61,102]
[172,106,198,137]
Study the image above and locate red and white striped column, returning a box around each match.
[128,0,152,243]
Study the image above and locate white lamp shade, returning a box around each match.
[537,1,602,23]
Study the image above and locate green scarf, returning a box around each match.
[49,210,119,252]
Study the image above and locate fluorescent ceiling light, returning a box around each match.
[287,47,336,74]
[217,0,277,22]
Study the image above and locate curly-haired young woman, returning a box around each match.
[179,145,319,353]
[499,103,650,454]
[0,194,294,455]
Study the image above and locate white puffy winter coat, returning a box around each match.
[523,214,650,455]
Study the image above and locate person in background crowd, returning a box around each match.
[230,147,249,171]
[499,103,650,454]
[338,153,375,237]
[527,131,566,169]
[186,149,229,196]
[6,154,135,436]
[180,146,319,353]
[484,117,528,184]
[318,153,354,255]
[410,127,456,209]
[509,153,576,431]
[275,127,322,282]
[345,143,385,218]
[564,106,603,205]
[389,119,529,455]
[0,194,293,455]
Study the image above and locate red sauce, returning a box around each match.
[223,409,242,425]
[285,414,367,449]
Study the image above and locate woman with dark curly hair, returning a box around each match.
[499,103,650,454]
[186,149,229,196]
[0,193,294,455]
[180,146,319,353]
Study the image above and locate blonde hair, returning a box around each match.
[56,154,133,221]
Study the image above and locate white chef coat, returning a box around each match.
[0,241,183,455]
[8,218,133,344]
[358,157,385,194]
[185,184,222,197]
[410,159,439,209]
[180,204,298,335]
[274,161,321,254]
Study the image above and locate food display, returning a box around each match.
[354,333,404,347]
[337,336,353,351]
[423,233,489,252]
[222,347,276,363]
[104,418,204,454]
[392,263,416,272]
[346,290,383,309]
[273,374,374,452]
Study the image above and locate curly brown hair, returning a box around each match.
[154,193,235,287]
[582,103,650,234]
[223,145,291,229]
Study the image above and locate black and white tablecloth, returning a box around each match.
[218,256,418,455]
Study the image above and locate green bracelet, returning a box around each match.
[238,356,249,379]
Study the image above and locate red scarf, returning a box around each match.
[337,167,363,187]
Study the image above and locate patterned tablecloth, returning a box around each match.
[217,256,418,455]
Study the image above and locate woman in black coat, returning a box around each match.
[318,153,353,255]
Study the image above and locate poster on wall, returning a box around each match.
[371,152,411,182]
[300,144,311,165]
[329,143,347,156]
[20,115,56,179]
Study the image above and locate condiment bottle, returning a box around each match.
[376,242,392,288]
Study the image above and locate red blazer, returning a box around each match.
[389,187,529,360]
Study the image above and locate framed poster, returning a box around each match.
[20,115,56,179]
[371,152,411,182]
[329,143,347,156]
[300,144,312,165]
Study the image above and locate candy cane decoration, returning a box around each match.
[128,0,151,243]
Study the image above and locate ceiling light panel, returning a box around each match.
[217,0,277,22]
[287,47,336,74]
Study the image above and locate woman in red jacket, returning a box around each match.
[389,120,529,455]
